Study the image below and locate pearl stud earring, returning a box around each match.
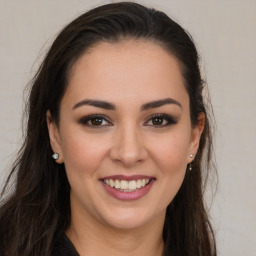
[188,154,193,171]
[52,153,59,160]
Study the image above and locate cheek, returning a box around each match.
[158,140,188,185]
[149,132,190,171]
[60,130,109,177]
[148,132,190,203]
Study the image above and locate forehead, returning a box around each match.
[65,40,188,106]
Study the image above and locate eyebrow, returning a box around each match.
[141,98,182,110]
[72,97,182,111]
[73,99,116,110]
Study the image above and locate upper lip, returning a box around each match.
[100,175,155,181]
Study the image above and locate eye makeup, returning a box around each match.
[78,113,178,129]
[78,114,112,128]
[144,113,178,128]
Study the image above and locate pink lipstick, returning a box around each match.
[100,175,155,201]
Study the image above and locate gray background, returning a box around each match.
[0,0,255,255]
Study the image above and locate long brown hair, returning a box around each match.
[0,2,217,255]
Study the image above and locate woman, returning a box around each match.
[0,2,216,256]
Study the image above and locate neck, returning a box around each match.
[66,206,165,256]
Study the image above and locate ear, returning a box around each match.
[46,110,64,164]
[188,112,205,163]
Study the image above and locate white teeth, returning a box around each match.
[128,180,136,190]
[103,178,151,191]
[120,180,128,189]
[109,179,115,187]
[136,179,142,188]
[115,180,120,189]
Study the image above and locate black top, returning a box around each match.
[51,233,79,256]
[0,233,79,256]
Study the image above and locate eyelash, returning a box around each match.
[78,114,112,128]
[78,114,177,128]
[144,114,177,127]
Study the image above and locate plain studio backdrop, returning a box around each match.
[0,0,255,255]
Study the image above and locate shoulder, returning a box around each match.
[51,233,79,256]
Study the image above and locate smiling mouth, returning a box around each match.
[102,178,153,192]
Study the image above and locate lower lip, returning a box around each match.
[101,180,155,201]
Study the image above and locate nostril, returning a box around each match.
[109,130,149,166]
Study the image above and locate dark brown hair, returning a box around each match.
[0,2,216,255]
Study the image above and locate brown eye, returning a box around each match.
[90,117,103,126]
[152,117,164,125]
[79,114,111,127]
[144,114,177,127]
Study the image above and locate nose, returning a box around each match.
[109,125,148,167]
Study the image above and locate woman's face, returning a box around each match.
[47,40,203,230]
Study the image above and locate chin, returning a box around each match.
[100,207,161,231]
